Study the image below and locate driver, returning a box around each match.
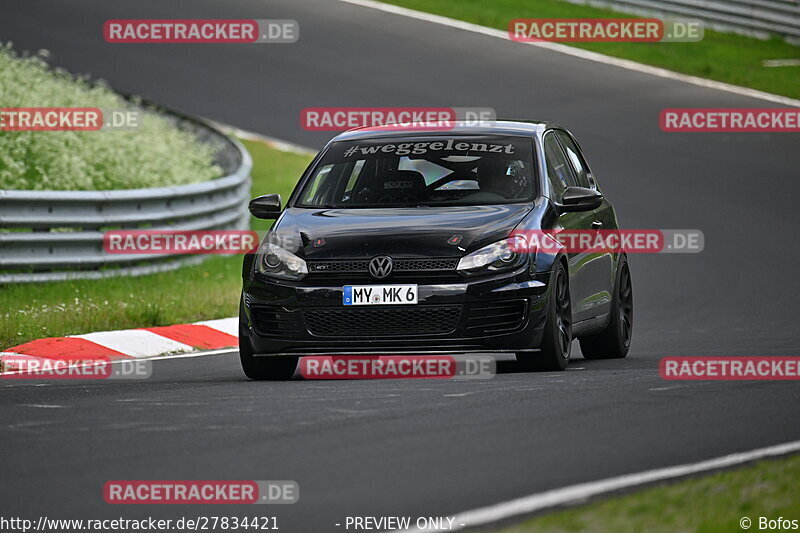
[475,158,527,199]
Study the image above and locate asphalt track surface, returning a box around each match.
[1,0,799,531]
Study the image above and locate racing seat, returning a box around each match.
[377,170,426,203]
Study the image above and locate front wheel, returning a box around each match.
[579,259,633,359]
[239,335,298,381]
[516,262,572,371]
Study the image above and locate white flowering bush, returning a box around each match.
[0,45,222,190]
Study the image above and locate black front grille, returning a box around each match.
[305,305,462,337]
[308,260,370,273]
[307,258,459,274]
[393,258,459,271]
[250,306,301,338]
[465,300,527,334]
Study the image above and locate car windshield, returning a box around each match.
[296,135,535,208]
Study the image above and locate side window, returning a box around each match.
[344,160,366,193]
[543,133,577,201]
[555,131,592,189]
[301,165,332,204]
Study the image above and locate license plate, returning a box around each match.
[343,285,418,306]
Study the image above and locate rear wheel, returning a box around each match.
[517,262,572,371]
[579,260,633,359]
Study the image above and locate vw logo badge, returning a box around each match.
[369,256,393,279]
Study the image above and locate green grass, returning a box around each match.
[492,454,800,533]
[0,139,312,349]
[380,0,800,100]
[0,44,221,190]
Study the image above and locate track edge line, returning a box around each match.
[390,440,800,532]
[338,0,800,107]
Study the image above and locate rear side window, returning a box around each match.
[543,132,577,201]
[555,130,592,189]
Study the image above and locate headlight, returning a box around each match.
[457,236,528,275]
[256,242,308,280]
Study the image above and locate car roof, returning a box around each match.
[331,120,560,142]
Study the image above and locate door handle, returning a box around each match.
[591,220,603,230]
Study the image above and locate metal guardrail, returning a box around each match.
[562,0,800,43]
[0,112,253,283]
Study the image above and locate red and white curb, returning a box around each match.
[0,317,238,371]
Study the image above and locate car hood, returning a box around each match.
[274,205,533,259]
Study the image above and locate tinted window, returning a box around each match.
[297,136,535,207]
[555,131,591,188]
[544,133,577,201]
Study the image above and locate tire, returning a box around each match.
[239,335,298,381]
[516,262,572,371]
[579,259,633,359]
[239,303,298,380]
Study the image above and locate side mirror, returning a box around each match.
[558,186,603,212]
[248,194,282,219]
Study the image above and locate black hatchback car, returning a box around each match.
[239,121,632,379]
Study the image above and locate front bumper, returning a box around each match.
[241,268,553,357]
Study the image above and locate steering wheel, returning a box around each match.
[377,193,422,204]
[460,190,507,203]
[425,175,474,192]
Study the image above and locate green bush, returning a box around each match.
[0,44,222,190]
